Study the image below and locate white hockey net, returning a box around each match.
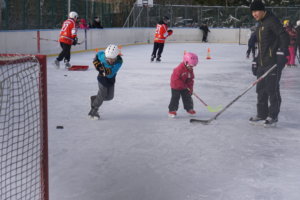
[0,54,48,200]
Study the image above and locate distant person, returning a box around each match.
[88,44,123,120]
[249,0,289,127]
[54,11,78,69]
[296,20,300,62]
[199,23,210,42]
[151,16,173,62]
[91,17,103,29]
[168,52,198,118]
[283,20,297,67]
[246,30,257,59]
[79,18,89,29]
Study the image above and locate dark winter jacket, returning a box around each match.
[255,11,289,68]
[199,25,210,33]
[296,26,300,45]
[248,31,257,47]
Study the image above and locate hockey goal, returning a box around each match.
[0,54,48,200]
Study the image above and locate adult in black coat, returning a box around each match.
[199,23,210,42]
[249,0,289,126]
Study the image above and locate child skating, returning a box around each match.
[168,52,199,117]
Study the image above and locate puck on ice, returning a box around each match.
[56,126,64,129]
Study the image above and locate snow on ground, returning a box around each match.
[47,43,300,200]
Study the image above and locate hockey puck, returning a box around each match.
[56,125,64,129]
[64,74,68,77]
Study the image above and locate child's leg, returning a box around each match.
[91,82,108,112]
[104,84,115,101]
[168,89,181,111]
[181,89,194,111]
[289,46,296,65]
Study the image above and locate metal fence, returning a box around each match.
[0,0,133,30]
[124,4,300,28]
[1,1,300,30]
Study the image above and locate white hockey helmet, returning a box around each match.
[297,20,300,26]
[105,44,120,59]
[69,11,78,19]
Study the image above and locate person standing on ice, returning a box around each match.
[283,20,297,67]
[249,0,289,126]
[168,52,198,118]
[54,11,79,69]
[151,16,173,62]
[88,44,123,120]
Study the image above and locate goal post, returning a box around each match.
[0,54,49,200]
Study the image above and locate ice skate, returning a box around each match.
[65,61,71,69]
[54,59,60,69]
[168,111,177,118]
[151,55,155,62]
[88,109,100,120]
[187,109,196,115]
[156,57,161,62]
[249,116,265,126]
[263,117,277,128]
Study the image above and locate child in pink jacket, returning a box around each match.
[168,52,199,117]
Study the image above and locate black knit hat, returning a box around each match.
[250,0,265,11]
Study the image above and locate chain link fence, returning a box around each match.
[124,4,300,28]
[1,1,300,30]
[0,0,133,30]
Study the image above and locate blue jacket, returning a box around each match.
[96,51,123,87]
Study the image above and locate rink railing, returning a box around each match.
[0,28,250,55]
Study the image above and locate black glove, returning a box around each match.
[276,50,287,70]
[251,59,258,76]
[167,29,173,36]
[72,37,78,46]
[93,56,103,70]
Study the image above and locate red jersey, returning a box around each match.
[170,62,194,91]
[59,19,77,45]
[154,23,169,43]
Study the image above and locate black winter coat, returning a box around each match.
[255,11,289,68]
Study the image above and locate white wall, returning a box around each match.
[0,28,250,55]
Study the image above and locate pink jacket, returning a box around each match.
[170,62,194,91]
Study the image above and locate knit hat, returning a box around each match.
[250,0,265,11]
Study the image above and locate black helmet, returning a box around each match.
[163,16,170,23]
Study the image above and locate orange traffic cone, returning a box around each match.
[118,45,123,56]
[206,48,212,59]
[95,48,98,52]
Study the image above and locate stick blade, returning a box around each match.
[207,105,222,112]
[190,118,211,124]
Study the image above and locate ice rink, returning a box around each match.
[47,43,300,200]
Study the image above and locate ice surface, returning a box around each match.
[48,43,300,200]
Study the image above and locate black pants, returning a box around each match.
[151,42,164,58]
[256,66,282,119]
[57,42,72,62]
[202,32,208,42]
[247,45,256,58]
[168,89,193,112]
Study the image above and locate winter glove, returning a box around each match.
[251,61,257,76]
[72,37,78,46]
[167,29,173,36]
[276,50,288,70]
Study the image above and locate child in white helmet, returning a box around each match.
[88,44,123,120]
[168,52,199,118]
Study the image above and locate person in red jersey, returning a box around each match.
[150,16,173,62]
[54,11,78,69]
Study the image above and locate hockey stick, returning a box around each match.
[33,37,85,45]
[33,37,58,42]
[191,91,222,112]
[190,64,277,124]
